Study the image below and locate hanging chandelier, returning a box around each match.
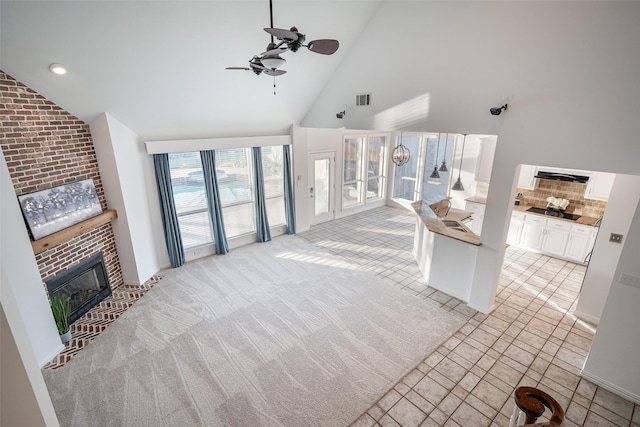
[430,133,441,179]
[392,132,411,166]
[451,134,467,191]
[439,133,449,172]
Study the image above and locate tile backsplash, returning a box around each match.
[517,179,607,219]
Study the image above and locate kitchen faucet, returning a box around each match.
[593,216,603,227]
[435,198,452,217]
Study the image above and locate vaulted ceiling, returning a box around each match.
[1,1,382,140]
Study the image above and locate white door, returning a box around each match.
[309,152,335,225]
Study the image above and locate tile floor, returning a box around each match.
[299,206,640,427]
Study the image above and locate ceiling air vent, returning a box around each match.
[356,93,371,106]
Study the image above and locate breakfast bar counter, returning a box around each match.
[410,200,481,303]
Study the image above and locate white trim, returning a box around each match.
[572,309,600,326]
[467,301,496,315]
[145,135,292,154]
[40,343,65,368]
[580,370,640,405]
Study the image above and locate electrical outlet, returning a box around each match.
[609,233,623,243]
[619,273,640,288]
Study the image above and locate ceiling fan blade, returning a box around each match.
[263,69,286,76]
[307,39,339,55]
[225,67,251,70]
[264,27,298,42]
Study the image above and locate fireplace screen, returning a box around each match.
[46,253,112,324]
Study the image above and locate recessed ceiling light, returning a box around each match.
[49,63,67,75]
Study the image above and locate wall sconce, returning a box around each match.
[490,104,508,116]
[392,132,411,166]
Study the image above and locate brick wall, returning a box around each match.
[517,179,607,219]
[0,71,123,290]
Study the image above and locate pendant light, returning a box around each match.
[392,132,411,166]
[429,134,441,179]
[451,134,467,191]
[439,133,449,172]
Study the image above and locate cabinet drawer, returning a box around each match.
[546,219,571,232]
[512,212,525,221]
[571,224,593,236]
[465,202,485,214]
[524,215,546,226]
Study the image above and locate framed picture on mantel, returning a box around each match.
[18,179,103,240]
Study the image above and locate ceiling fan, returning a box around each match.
[226,0,339,93]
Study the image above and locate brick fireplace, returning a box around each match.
[0,71,123,296]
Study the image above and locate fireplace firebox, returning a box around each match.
[46,253,112,324]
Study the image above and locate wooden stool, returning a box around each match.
[510,386,564,426]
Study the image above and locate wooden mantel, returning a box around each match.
[31,209,118,255]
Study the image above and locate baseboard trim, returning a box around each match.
[466,302,496,315]
[580,370,640,405]
[572,310,600,326]
[39,342,65,368]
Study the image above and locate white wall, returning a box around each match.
[0,149,62,424]
[574,174,640,324]
[0,149,63,366]
[582,198,640,404]
[90,113,168,283]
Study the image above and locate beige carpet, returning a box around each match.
[43,235,466,426]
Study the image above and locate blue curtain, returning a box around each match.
[200,150,229,255]
[153,154,185,268]
[252,147,271,242]
[283,144,296,234]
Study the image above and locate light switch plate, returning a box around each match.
[610,233,623,243]
[619,273,640,288]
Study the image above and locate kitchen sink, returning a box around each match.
[441,220,467,233]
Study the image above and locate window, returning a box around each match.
[421,133,452,202]
[168,152,213,248]
[261,146,286,226]
[342,135,387,209]
[216,148,256,238]
[342,137,364,208]
[366,136,386,200]
[392,134,423,201]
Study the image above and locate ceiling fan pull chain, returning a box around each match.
[273,75,276,95]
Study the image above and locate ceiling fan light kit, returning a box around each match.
[226,0,339,94]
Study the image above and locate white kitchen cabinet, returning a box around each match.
[474,139,496,183]
[585,172,615,201]
[521,215,546,250]
[517,165,538,190]
[464,201,485,235]
[508,211,599,263]
[507,212,525,245]
[565,224,597,263]
[541,219,570,257]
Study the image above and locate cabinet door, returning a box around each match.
[542,228,569,257]
[565,233,590,262]
[468,213,484,235]
[585,172,615,201]
[507,214,524,245]
[517,165,538,190]
[475,139,496,183]
[521,223,545,250]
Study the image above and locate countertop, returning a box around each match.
[512,203,600,227]
[464,196,487,205]
[411,201,482,246]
